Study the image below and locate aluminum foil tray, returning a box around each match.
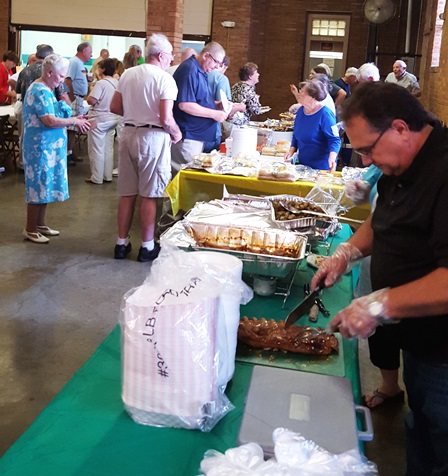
[183,222,307,278]
[266,195,332,231]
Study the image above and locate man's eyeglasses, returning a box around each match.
[353,128,389,157]
[207,52,222,67]
[161,52,175,60]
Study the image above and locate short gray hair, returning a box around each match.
[316,62,332,77]
[394,59,407,68]
[36,44,54,60]
[345,67,358,77]
[356,63,380,82]
[145,34,172,58]
[42,54,70,74]
[202,42,225,59]
[77,42,91,53]
[299,79,327,102]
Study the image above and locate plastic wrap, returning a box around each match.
[120,245,253,431]
[199,428,378,475]
[305,177,349,215]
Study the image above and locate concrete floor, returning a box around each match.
[0,146,407,474]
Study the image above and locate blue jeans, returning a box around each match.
[403,351,448,475]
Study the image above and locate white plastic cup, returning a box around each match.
[225,137,233,157]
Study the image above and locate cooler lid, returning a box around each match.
[238,365,359,455]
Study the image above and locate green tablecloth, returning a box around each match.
[0,227,360,476]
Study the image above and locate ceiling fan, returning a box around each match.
[363,0,396,24]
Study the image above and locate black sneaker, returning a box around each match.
[114,242,132,259]
[68,153,83,163]
[137,243,161,262]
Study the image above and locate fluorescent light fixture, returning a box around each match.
[310,51,343,59]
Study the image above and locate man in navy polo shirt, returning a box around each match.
[171,42,228,176]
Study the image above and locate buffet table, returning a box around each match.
[165,169,371,222]
[0,227,360,476]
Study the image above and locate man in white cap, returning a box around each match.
[335,67,358,98]
[385,60,421,97]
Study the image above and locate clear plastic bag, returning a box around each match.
[305,176,354,215]
[199,428,378,475]
[120,244,253,431]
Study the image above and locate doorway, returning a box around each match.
[304,13,351,80]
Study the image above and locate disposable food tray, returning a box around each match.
[183,222,307,278]
[266,194,333,231]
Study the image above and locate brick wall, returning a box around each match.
[212,0,370,116]
[147,0,184,55]
[0,0,9,53]
[3,0,448,122]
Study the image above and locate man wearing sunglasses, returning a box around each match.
[313,81,448,475]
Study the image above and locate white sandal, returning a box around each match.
[23,229,50,243]
[36,226,60,236]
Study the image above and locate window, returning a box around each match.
[431,0,447,67]
[312,19,346,37]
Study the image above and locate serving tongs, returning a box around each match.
[279,200,364,225]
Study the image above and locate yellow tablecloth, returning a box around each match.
[166,169,370,222]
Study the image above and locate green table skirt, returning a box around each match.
[0,227,360,476]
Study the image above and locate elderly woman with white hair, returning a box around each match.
[22,53,91,243]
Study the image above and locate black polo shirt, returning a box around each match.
[371,120,448,359]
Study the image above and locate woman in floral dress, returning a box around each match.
[230,62,263,126]
[22,54,90,243]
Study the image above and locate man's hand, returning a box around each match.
[227,102,246,119]
[345,180,372,205]
[213,110,229,123]
[311,242,363,290]
[171,130,182,144]
[329,288,395,339]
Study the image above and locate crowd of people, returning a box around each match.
[2,34,447,474]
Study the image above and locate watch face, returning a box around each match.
[368,301,384,318]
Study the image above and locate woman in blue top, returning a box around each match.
[284,79,341,171]
[22,54,90,244]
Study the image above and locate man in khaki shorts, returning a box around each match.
[110,33,181,262]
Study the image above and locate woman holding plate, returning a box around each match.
[231,62,266,126]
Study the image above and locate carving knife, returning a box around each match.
[285,285,323,328]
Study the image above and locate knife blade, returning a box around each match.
[285,285,322,328]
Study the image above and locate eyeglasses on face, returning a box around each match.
[207,52,222,67]
[353,128,389,157]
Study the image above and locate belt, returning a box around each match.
[124,123,164,130]
[74,94,85,98]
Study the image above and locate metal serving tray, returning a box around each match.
[266,194,333,231]
[183,222,307,278]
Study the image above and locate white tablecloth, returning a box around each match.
[0,104,15,119]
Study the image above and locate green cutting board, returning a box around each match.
[235,333,344,377]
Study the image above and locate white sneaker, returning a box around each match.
[112,168,119,177]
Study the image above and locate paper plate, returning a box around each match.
[306,253,331,269]
[220,89,232,114]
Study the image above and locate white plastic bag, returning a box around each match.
[199,428,378,475]
[120,244,253,431]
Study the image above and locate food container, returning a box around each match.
[184,222,306,258]
[266,195,332,230]
[182,222,307,278]
[271,130,293,144]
